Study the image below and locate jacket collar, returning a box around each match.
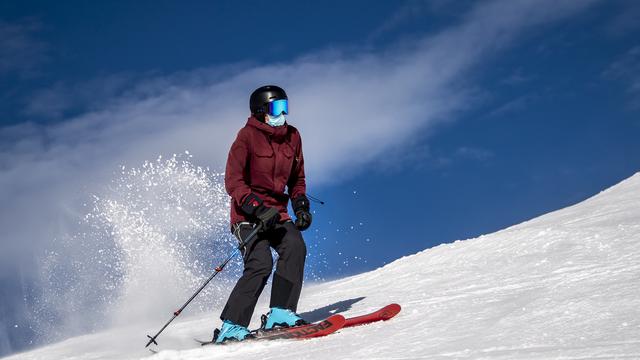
[247,116,289,142]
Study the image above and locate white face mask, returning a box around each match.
[266,113,286,127]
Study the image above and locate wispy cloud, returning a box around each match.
[369,0,467,41]
[369,0,437,40]
[23,74,135,118]
[487,94,539,118]
[455,146,495,162]
[0,18,47,77]
[604,45,640,108]
[604,0,640,36]
[0,0,601,350]
[500,68,534,86]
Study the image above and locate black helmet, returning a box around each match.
[250,85,287,114]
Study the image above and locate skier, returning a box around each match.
[213,85,313,343]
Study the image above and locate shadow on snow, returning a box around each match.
[299,297,366,323]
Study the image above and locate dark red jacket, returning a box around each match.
[225,116,306,226]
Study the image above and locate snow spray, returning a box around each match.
[31,153,239,343]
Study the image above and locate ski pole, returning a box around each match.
[307,193,325,205]
[145,223,262,348]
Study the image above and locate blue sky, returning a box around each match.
[1,0,640,356]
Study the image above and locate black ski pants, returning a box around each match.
[220,220,306,327]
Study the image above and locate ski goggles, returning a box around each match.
[267,99,288,116]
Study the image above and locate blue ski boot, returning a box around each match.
[261,307,308,330]
[213,320,251,344]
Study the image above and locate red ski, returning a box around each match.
[196,314,345,345]
[344,303,402,328]
[254,303,401,338]
[195,304,400,346]
[255,314,346,340]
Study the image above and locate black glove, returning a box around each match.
[241,193,280,231]
[255,206,280,231]
[292,195,312,231]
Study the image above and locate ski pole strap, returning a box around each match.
[232,222,252,247]
[237,222,262,250]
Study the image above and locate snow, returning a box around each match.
[5,173,640,360]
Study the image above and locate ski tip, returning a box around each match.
[327,313,346,327]
[380,303,402,320]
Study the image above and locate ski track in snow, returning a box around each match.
[5,173,640,360]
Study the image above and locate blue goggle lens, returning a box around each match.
[268,99,288,116]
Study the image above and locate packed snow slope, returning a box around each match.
[6,173,640,360]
